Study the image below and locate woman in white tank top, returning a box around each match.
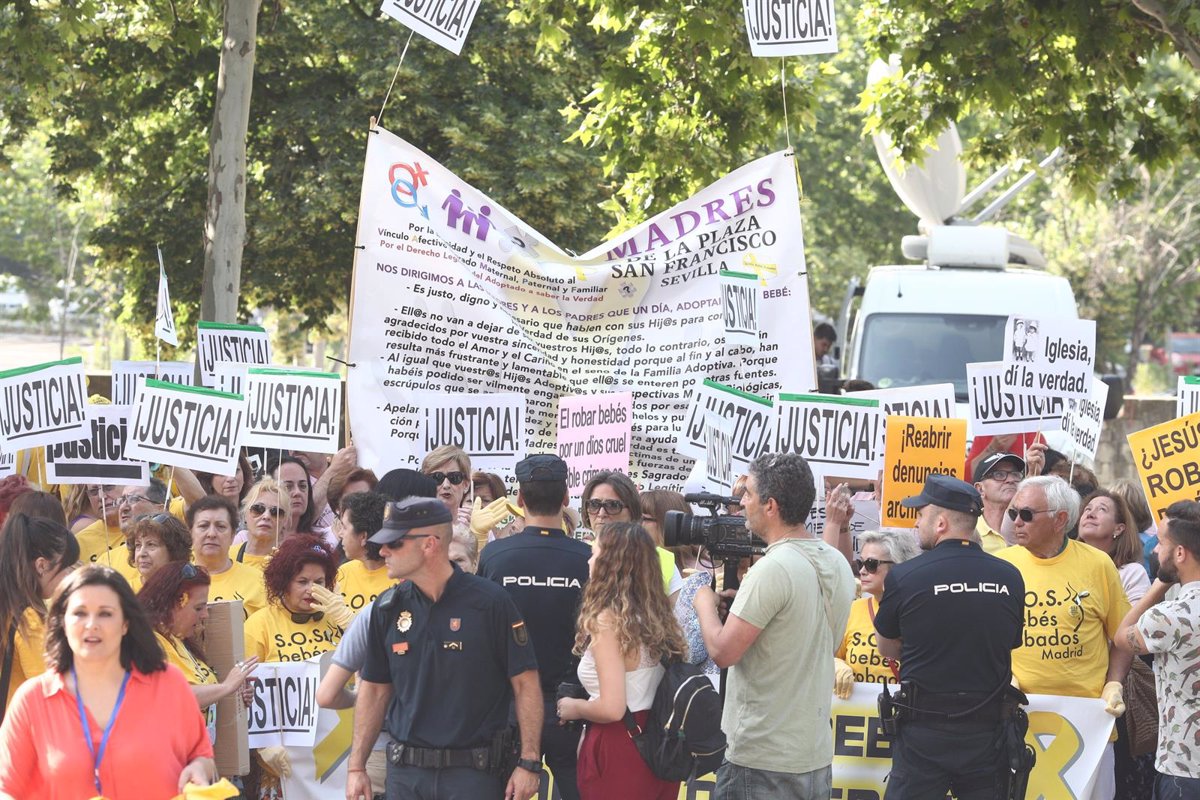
[556,522,687,800]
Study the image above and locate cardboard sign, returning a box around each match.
[719,269,761,347]
[45,405,150,485]
[556,393,633,496]
[1178,376,1200,418]
[247,659,321,748]
[0,356,89,451]
[1003,316,1096,401]
[125,379,247,474]
[418,392,525,469]
[1061,377,1108,461]
[774,393,883,480]
[380,0,481,55]
[806,491,880,551]
[243,368,342,454]
[704,412,735,492]
[675,379,774,471]
[1128,411,1200,524]
[742,0,838,56]
[844,383,955,419]
[111,360,194,405]
[881,416,967,527]
[196,321,271,388]
[966,361,1064,437]
[155,246,179,347]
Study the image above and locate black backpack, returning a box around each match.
[622,658,726,782]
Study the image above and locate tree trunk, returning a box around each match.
[200,0,260,325]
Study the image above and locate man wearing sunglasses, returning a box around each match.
[348,497,543,800]
[972,452,1026,554]
[996,475,1133,800]
[872,473,1026,800]
[77,478,168,583]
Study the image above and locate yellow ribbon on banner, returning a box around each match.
[313,708,356,780]
[1025,711,1085,800]
[741,254,777,284]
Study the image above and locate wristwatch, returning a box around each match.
[516,757,544,773]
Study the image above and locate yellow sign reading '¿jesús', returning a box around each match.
[1128,410,1200,525]
[882,415,967,527]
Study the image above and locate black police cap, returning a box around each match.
[515,453,568,482]
[369,497,453,545]
[900,473,983,516]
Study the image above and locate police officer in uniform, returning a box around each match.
[346,497,544,800]
[872,474,1027,799]
[478,454,590,800]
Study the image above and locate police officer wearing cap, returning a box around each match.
[872,474,1027,800]
[478,454,590,800]
[346,497,544,800]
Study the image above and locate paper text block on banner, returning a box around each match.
[247,659,321,748]
[196,321,271,388]
[125,379,247,474]
[556,393,632,497]
[45,405,150,485]
[111,360,194,406]
[1128,411,1200,524]
[244,368,342,454]
[380,0,481,56]
[1178,376,1200,419]
[742,0,838,56]
[418,392,525,470]
[1003,316,1096,402]
[0,357,89,451]
[881,416,967,527]
[1061,377,1108,461]
[774,393,883,480]
[966,361,1064,437]
[675,380,774,472]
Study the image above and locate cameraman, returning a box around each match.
[693,453,854,800]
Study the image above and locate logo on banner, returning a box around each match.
[389,161,430,219]
[442,189,494,241]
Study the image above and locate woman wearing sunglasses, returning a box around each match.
[236,479,294,571]
[583,472,684,599]
[833,530,921,698]
[421,445,474,525]
[125,513,193,591]
[138,562,259,740]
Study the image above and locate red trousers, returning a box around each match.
[576,710,680,800]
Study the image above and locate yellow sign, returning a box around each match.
[881,415,967,527]
[1128,411,1200,523]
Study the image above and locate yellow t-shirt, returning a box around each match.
[208,561,268,618]
[996,540,1130,698]
[335,560,394,614]
[169,495,185,520]
[4,608,47,708]
[975,516,1007,555]
[75,519,125,566]
[836,596,899,686]
[243,604,342,663]
[155,631,218,687]
[229,544,270,572]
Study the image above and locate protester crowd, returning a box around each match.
[0,425,1195,800]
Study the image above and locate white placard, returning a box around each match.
[0,448,14,480]
[155,246,179,346]
[380,0,481,55]
[675,379,775,471]
[743,0,838,56]
[1003,316,1096,401]
[243,368,342,454]
[125,379,247,474]
[195,322,271,388]
[556,393,633,496]
[0,357,90,451]
[1061,377,1109,461]
[1178,376,1200,418]
[844,383,955,419]
[45,405,150,485]
[704,412,735,492]
[774,393,883,480]
[966,361,1064,437]
[247,659,321,748]
[720,269,761,347]
[111,361,194,405]
[417,392,525,470]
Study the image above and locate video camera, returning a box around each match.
[663,492,765,561]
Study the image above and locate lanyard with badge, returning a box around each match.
[72,665,131,798]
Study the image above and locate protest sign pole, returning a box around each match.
[99,491,112,567]
[165,465,176,512]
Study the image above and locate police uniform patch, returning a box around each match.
[398,611,413,632]
[450,617,461,632]
[512,621,528,646]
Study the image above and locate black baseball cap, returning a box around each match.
[515,454,568,482]
[972,452,1026,484]
[369,497,452,545]
[901,474,983,516]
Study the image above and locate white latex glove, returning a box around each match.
[833,658,855,699]
[259,745,292,779]
[308,584,355,629]
[1102,680,1125,717]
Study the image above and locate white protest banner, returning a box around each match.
[0,357,89,451]
[844,382,955,419]
[247,659,321,748]
[155,246,179,346]
[556,393,633,496]
[212,361,255,397]
[1178,376,1200,418]
[675,379,774,472]
[196,321,271,388]
[1061,377,1108,461]
[417,392,525,470]
[719,269,761,347]
[704,412,735,492]
[0,448,14,480]
[774,393,883,480]
[742,0,838,56]
[45,405,150,485]
[966,361,1064,437]
[111,360,194,405]
[348,128,811,487]
[125,379,247,474]
[243,367,342,454]
[1003,316,1096,402]
[380,0,481,55]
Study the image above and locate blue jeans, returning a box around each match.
[1155,773,1200,800]
[714,761,831,800]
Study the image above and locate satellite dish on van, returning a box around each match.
[867,58,966,229]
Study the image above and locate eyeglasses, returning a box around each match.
[854,558,894,574]
[249,503,287,519]
[428,471,466,486]
[1006,507,1055,523]
[585,499,626,514]
[117,494,153,507]
[985,470,1025,483]
[135,511,175,524]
